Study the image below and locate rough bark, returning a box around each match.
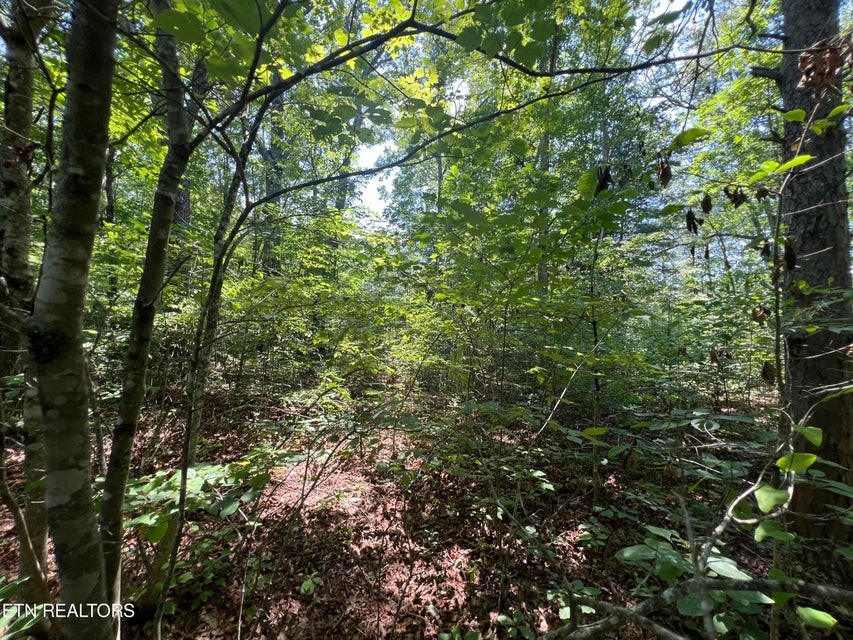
[24,0,119,638]
[99,0,191,612]
[0,0,54,614]
[779,0,853,545]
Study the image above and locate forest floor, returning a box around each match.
[124,385,659,639]
[1,381,849,639]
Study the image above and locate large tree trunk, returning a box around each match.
[24,0,119,638]
[779,0,853,545]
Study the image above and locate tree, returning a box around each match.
[4,2,851,638]
[23,0,119,638]
[0,0,54,614]
[776,0,853,546]
[100,0,195,612]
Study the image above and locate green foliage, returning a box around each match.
[0,578,41,640]
[5,0,850,637]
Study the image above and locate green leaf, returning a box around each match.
[775,453,817,472]
[676,593,707,616]
[450,199,476,216]
[608,443,629,457]
[501,1,531,26]
[767,568,787,581]
[653,11,683,25]
[827,103,850,118]
[796,607,837,629]
[746,169,769,185]
[456,26,482,51]
[312,119,344,138]
[219,498,240,517]
[207,54,245,84]
[209,0,262,33]
[3,612,43,636]
[481,34,502,57]
[530,19,556,41]
[655,546,691,580]
[773,590,796,605]
[127,511,160,527]
[810,118,832,135]
[660,202,685,216]
[818,478,853,499]
[582,426,607,438]
[713,613,737,634]
[331,103,359,121]
[782,108,807,122]
[425,105,446,126]
[509,137,529,157]
[578,167,600,199]
[643,32,665,55]
[615,544,656,563]
[146,521,169,543]
[755,484,788,513]
[754,520,796,542]
[776,155,813,172]
[729,590,774,604]
[671,127,712,149]
[793,425,823,447]
[514,42,544,68]
[707,556,751,580]
[153,9,206,44]
[645,525,677,541]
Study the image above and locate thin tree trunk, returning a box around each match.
[100,0,192,613]
[25,0,119,638]
[146,104,271,632]
[778,0,853,546]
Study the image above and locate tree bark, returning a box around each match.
[24,0,119,638]
[100,0,192,613]
[0,0,53,610]
[779,0,853,545]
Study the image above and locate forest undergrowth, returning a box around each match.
[3,365,835,640]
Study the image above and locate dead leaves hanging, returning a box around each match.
[701,192,712,214]
[657,156,672,189]
[685,208,704,234]
[797,34,853,98]
[751,306,771,325]
[594,165,613,197]
[723,185,749,208]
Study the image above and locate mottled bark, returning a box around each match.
[100,0,191,612]
[24,0,119,638]
[0,0,53,613]
[779,0,853,544]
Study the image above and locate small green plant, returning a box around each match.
[577,516,608,548]
[496,610,535,639]
[298,572,322,596]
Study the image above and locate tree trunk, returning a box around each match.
[24,0,119,638]
[100,0,192,613]
[779,0,853,545]
[0,0,53,611]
